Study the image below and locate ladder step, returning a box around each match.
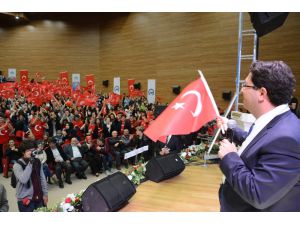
[241,55,254,60]
[242,29,256,33]
[242,33,256,36]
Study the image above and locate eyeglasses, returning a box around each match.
[241,82,259,90]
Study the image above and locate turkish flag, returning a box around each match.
[144,71,219,143]
[60,71,69,85]
[128,79,135,95]
[86,74,95,87]
[100,100,107,115]
[108,92,120,106]
[20,70,29,85]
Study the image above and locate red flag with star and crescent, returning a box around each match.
[20,70,29,85]
[144,70,219,143]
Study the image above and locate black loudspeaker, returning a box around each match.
[134,82,141,90]
[172,85,181,95]
[222,90,232,101]
[81,172,136,212]
[249,12,289,37]
[102,80,109,87]
[154,105,167,118]
[145,154,185,182]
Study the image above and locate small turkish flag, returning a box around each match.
[20,70,29,85]
[86,74,95,87]
[144,70,219,143]
[60,71,69,85]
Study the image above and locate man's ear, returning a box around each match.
[258,87,268,102]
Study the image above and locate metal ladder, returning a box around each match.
[203,12,258,165]
[234,12,258,111]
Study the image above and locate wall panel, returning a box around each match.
[0,13,299,110]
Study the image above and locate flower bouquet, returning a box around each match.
[122,162,147,186]
[180,143,206,164]
[34,190,84,212]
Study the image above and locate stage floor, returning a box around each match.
[121,164,222,212]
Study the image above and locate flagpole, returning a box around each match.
[205,92,238,156]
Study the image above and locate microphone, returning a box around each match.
[223,119,237,142]
[227,119,237,129]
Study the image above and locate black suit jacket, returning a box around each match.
[45,145,68,164]
[63,144,86,160]
[157,135,184,154]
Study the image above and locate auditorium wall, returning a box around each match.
[0,12,299,110]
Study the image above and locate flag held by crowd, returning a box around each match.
[144,70,219,143]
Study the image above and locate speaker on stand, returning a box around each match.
[81,172,136,212]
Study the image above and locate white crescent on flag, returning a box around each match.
[0,129,8,136]
[21,75,27,81]
[181,90,202,117]
[35,125,41,132]
[129,85,134,91]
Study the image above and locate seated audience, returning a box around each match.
[45,138,72,188]
[64,138,88,179]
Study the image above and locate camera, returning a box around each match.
[31,150,38,157]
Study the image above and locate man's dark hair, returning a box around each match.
[19,140,37,154]
[48,137,57,144]
[250,61,296,106]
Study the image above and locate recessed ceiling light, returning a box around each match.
[15,16,20,20]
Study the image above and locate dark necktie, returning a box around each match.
[247,123,255,137]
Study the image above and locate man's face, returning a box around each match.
[49,142,56,149]
[123,129,129,136]
[112,131,118,137]
[9,140,14,147]
[24,149,33,159]
[71,138,78,146]
[241,73,259,113]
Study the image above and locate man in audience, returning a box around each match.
[108,130,122,170]
[64,137,88,179]
[46,138,72,188]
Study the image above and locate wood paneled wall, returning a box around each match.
[0,13,299,109]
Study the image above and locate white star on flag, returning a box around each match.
[172,102,185,110]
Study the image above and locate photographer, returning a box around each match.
[13,140,48,212]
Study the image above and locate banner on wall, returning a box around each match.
[113,77,120,95]
[128,79,135,95]
[19,70,29,85]
[147,79,156,104]
[60,71,69,85]
[8,68,17,81]
[72,73,80,90]
[85,74,95,87]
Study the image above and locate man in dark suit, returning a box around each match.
[45,138,72,188]
[157,135,184,156]
[217,61,300,211]
[64,137,88,179]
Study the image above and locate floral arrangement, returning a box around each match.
[180,143,206,163]
[122,162,147,185]
[34,190,84,212]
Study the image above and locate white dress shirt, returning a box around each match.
[237,104,290,156]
